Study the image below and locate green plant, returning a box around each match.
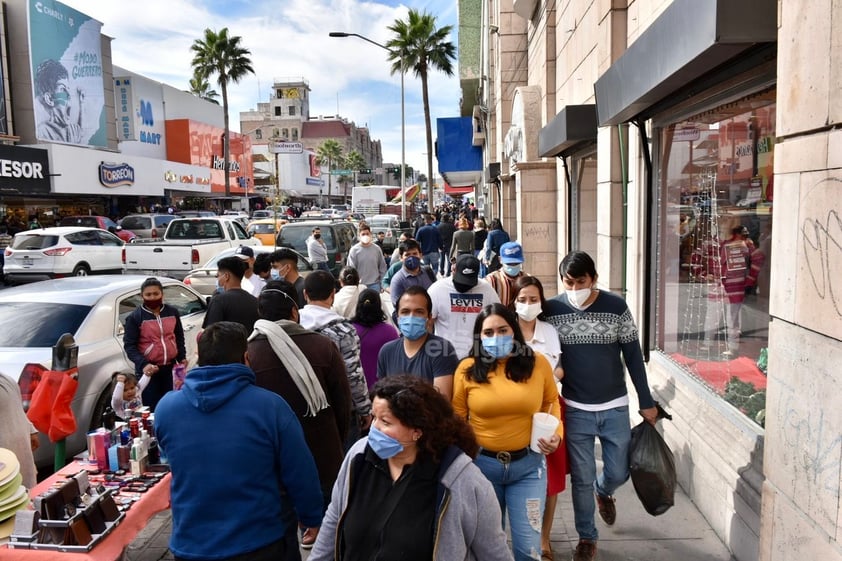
[723,376,766,427]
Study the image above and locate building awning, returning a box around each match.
[594,0,776,126]
[538,105,597,158]
[444,183,474,195]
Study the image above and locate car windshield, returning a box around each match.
[11,234,59,250]
[0,302,91,347]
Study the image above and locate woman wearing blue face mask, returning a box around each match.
[452,304,563,561]
[308,374,514,561]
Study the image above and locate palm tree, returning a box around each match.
[344,150,367,199]
[387,10,455,212]
[316,139,343,206]
[191,28,254,198]
[187,71,220,105]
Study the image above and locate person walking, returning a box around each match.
[308,374,514,561]
[450,217,475,264]
[487,241,527,307]
[347,224,387,291]
[452,304,562,561]
[437,214,456,276]
[415,214,443,272]
[543,250,658,561]
[482,219,510,274]
[249,281,353,549]
[155,322,324,561]
[203,256,260,333]
[123,277,187,411]
[351,288,399,389]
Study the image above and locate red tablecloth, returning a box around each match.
[0,462,171,561]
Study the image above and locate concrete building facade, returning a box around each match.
[463,1,842,560]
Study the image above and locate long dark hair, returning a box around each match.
[351,288,386,327]
[465,303,535,383]
[371,375,479,461]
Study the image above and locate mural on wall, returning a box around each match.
[27,0,107,147]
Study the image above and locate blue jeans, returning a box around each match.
[475,449,546,561]
[314,262,330,272]
[422,252,439,272]
[565,405,631,541]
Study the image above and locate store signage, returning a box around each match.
[0,145,51,194]
[114,77,137,141]
[306,178,324,186]
[99,161,135,187]
[269,141,304,154]
[674,126,700,142]
[211,154,241,172]
[164,170,178,182]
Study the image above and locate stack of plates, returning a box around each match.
[0,448,30,539]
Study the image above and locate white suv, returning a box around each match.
[3,227,125,284]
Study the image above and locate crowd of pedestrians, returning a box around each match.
[98,203,661,561]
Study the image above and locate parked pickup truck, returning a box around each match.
[122,216,262,280]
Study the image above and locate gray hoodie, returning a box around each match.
[308,438,514,561]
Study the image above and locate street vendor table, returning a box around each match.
[0,462,171,561]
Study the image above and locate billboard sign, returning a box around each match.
[0,145,51,195]
[113,70,167,158]
[28,0,107,147]
[269,141,304,154]
[114,77,136,141]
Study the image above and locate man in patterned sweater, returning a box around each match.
[543,250,658,561]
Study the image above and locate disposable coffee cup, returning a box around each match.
[530,412,560,453]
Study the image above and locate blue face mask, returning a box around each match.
[215,280,225,294]
[398,316,427,340]
[503,264,522,277]
[482,335,514,359]
[368,425,404,459]
[270,268,281,281]
[404,256,421,270]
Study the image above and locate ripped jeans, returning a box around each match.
[475,449,546,561]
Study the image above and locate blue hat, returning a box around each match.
[499,242,523,264]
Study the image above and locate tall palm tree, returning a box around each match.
[344,150,366,197]
[187,72,220,105]
[387,10,455,212]
[191,28,254,198]
[316,139,343,206]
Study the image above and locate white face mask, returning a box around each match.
[360,235,372,245]
[566,287,592,309]
[515,301,542,322]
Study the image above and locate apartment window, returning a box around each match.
[289,106,296,116]
[291,128,299,141]
[281,128,289,139]
[656,88,775,427]
[255,129,263,139]
[274,107,282,116]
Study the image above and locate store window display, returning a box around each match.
[657,89,775,427]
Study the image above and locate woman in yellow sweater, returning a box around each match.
[453,303,563,561]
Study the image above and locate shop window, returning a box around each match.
[656,89,775,428]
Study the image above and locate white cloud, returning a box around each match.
[62,0,461,175]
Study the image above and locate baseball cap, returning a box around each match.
[499,242,524,264]
[234,245,254,259]
[453,254,480,289]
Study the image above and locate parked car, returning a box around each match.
[367,214,410,252]
[275,220,357,277]
[59,215,120,231]
[246,218,288,246]
[3,227,125,284]
[250,209,273,220]
[182,245,312,296]
[0,275,207,468]
[122,216,262,280]
[119,213,179,239]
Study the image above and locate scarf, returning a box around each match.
[248,319,329,416]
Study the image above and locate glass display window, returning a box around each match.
[656,88,775,427]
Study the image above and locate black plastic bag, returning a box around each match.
[629,404,676,516]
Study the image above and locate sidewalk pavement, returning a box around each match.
[123,467,736,561]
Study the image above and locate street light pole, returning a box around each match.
[329,31,407,223]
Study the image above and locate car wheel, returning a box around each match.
[72,264,90,276]
[89,387,112,431]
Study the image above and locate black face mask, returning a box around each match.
[453,281,475,294]
[313,233,321,239]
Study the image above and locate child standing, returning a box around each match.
[110,371,151,420]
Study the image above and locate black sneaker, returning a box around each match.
[573,539,597,561]
[596,493,616,526]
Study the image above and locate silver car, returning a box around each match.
[0,275,207,468]
[182,245,313,296]
[118,213,178,239]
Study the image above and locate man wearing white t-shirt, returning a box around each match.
[427,254,500,360]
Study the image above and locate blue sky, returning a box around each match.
[61,0,461,175]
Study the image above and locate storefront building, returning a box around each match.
[468,0,842,559]
[1,0,251,224]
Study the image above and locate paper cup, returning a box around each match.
[530,412,560,453]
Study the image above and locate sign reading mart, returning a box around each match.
[269,141,304,154]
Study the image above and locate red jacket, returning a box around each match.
[124,304,186,375]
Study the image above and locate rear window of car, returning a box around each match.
[167,220,223,239]
[279,226,336,250]
[155,216,176,227]
[249,223,276,234]
[120,216,150,230]
[60,217,98,228]
[0,302,91,347]
[11,234,59,250]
